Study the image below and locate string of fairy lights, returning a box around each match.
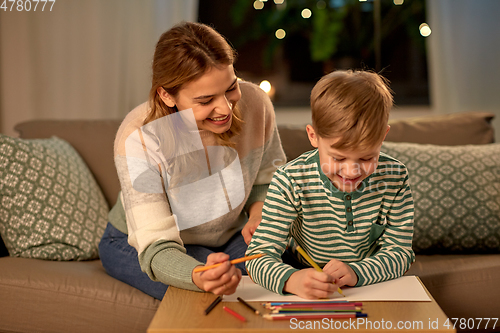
[255,0,431,94]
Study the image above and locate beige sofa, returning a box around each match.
[1,112,499,333]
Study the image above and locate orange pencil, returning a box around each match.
[193,253,266,273]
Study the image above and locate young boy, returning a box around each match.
[245,70,415,299]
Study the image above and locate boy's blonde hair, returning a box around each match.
[310,70,393,150]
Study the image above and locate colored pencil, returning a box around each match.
[263,313,367,321]
[271,303,362,310]
[273,302,362,307]
[295,246,345,297]
[237,297,260,315]
[263,300,355,308]
[204,295,222,315]
[223,306,247,322]
[271,311,361,316]
[272,307,362,313]
[193,253,266,273]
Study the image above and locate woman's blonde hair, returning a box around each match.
[145,21,243,146]
[310,70,393,150]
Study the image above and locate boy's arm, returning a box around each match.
[245,169,300,295]
[348,173,415,286]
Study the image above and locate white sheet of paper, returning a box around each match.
[224,275,431,302]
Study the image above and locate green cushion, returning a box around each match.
[382,142,500,254]
[0,135,108,260]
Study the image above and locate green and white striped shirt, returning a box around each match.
[246,149,415,295]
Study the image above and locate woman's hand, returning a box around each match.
[323,259,358,287]
[242,201,264,244]
[242,216,261,245]
[192,252,242,295]
[283,269,337,299]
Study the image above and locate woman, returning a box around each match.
[98,22,286,299]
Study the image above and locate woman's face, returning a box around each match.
[159,64,241,134]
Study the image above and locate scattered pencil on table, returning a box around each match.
[262,300,356,308]
[269,302,362,311]
[237,297,260,315]
[271,306,362,313]
[204,295,222,315]
[263,313,367,321]
[295,246,345,297]
[223,306,247,322]
[266,301,363,309]
[194,253,266,273]
[261,299,368,319]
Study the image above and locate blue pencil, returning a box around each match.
[263,300,351,307]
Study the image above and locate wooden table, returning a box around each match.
[148,278,455,333]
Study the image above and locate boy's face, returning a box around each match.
[306,125,390,193]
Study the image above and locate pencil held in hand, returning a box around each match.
[193,253,266,273]
[295,246,345,297]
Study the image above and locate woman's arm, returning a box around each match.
[242,201,264,244]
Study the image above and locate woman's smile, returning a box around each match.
[207,114,231,125]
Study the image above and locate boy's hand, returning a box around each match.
[284,269,338,299]
[192,253,242,295]
[323,259,358,287]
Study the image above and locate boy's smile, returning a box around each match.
[320,144,380,193]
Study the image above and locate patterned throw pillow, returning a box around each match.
[0,135,108,260]
[382,142,500,254]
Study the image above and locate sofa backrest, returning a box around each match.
[0,111,494,258]
[278,111,495,161]
[13,111,495,208]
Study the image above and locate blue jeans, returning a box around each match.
[99,223,248,300]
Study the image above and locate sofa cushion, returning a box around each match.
[0,257,160,333]
[0,135,108,260]
[277,125,312,162]
[14,119,122,208]
[382,142,500,254]
[278,111,495,161]
[406,254,500,322]
[386,111,495,145]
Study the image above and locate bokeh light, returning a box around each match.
[259,80,272,94]
[253,0,264,10]
[275,29,286,39]
[301,8,312,19]
[419,23,431,37]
